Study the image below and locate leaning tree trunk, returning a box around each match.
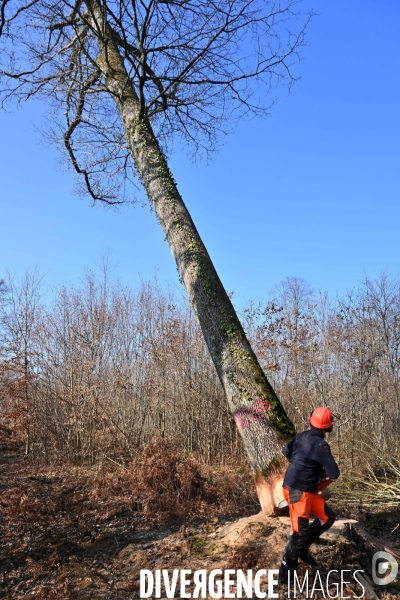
[94,10,295,510]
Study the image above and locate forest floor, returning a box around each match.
[0,439,399,600]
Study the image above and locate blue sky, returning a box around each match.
[1,0,399,307]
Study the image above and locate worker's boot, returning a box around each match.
[299,505,336,567]
[298,546,319,567]
[278,535,299,584]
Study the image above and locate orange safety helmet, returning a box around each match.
[310,407,334,429]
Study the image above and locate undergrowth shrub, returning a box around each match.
[91,437,258,523]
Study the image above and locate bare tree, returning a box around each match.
[0,279,7,301]
[0,270,44,453]
[0,0,313,501]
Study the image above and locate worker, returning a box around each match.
[278,407,340,584]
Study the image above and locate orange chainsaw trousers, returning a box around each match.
[283,486,330,533]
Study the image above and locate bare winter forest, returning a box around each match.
[1,270,400,599]
[1,269,400,496]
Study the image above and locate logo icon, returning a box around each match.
[372,551,398,586]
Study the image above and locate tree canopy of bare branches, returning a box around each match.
[0,0,311,199]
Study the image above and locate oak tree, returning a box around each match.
[0,0,312,507]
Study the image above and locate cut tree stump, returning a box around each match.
[216,515,359,547]
[278,517,356,531]
[277,517,359,545]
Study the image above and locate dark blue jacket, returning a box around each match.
[282,427,340,492]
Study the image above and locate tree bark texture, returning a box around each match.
[94,9,295,477]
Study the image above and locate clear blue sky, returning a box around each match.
[1,0,399,307]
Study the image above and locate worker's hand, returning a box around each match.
[317,477,334,492]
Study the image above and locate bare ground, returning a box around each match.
[0,440,399,600]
